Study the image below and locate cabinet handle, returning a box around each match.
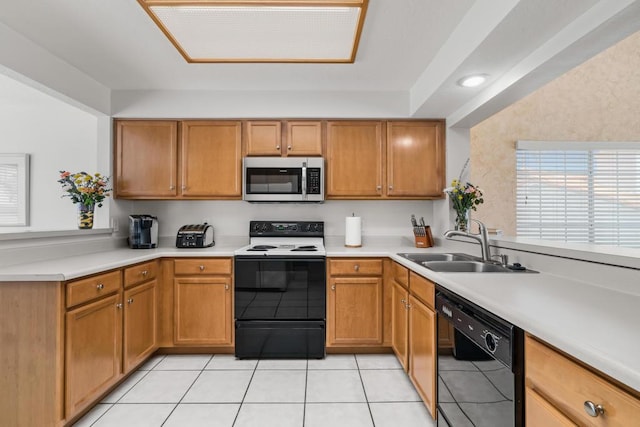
[354,264,360,272]
[225,284,229,290]
[96,283,104,290]
[401,299,406,304]
[376,185,381,191]
[331,285,336,291]
[389,185,393,190]
[288,145,292,150]
[127,298,134,305]
[182,185,187,191]
[141,270,148,276]
[169,185,175,190]
[405,303,411,309]
[276,145,280,150]
[116,303,123,309]
[199,265,205,271]
[584,401,605,417]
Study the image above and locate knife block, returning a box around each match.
[413,226,434,248]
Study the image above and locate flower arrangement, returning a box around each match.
[58,171,112,207]
[444,160,484,231]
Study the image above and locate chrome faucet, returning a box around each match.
[444,219,492,262]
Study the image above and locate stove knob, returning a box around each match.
[485,333,497,353]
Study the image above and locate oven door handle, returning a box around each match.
[302,161,307,200]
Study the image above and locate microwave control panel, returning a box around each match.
[307,168,321,194]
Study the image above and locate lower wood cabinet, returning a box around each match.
[326,258,384,347]
[173,258,233,346]
[65,292,123,416]
[408,294,437,417]
[525,334,640,427]
[391,279,409,371]
[123,280,157,372]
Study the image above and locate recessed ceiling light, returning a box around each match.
[457,74,489,88]
[137,0,369,63]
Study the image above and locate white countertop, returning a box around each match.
[1,235,639,393]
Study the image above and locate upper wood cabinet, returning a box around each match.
[326,120,445,199]
[115,120,178,198]
[326,121,384,198]
[245,120,323,157]
[114,120,242,199]
[181,121,242,197]
[387,121,445,197]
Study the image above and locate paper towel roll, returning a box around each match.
[345,216,362,247]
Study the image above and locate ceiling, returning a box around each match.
[1,0,640,125]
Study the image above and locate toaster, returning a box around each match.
[176,223,215,248]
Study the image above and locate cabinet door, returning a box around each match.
[65,293,122,417]
[174,277,233,345]
[285,121,323,156]
[526,387,578,427]
[123,280,157,373]
[180,121,242,197]
[326,121,384,198]
[327,276,383,346]
[387,121,444,197]
[408,295,437,418]
[115,120,178,197]
[391,281,409,371]
[246,121,282,156]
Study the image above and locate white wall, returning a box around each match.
[129,199,435,239]
[0,74,106,231]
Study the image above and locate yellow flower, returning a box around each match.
[458,195,463,200]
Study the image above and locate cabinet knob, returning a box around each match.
[116,303,123,309]
[354,264,360,272]
[584,401,605,417]
[199,265,205,271]
[331,285,336,291]
[389,185,393,190]
[288,145,292,150]
[225,284,229,290]
[141,270,148,276]
[182,185,187,191]
[169,185,175,190]
[276,145,281,150]
[376,185,381,191]
[127,298,134,305]
[401,299,406,304]
[96,283,104,290]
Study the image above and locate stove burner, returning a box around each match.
[292,245,318,252]
[247,245,277,251]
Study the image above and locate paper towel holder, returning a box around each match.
[345,213,362,248]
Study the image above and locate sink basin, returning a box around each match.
[422,261,512,273]
[398,253,476,263]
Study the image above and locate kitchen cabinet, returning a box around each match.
[180,121,242,197]
[327,258,384,346]
[122,261,158,372]
[115,120,178,198]
[386,121,445,197]
[326,121,384,198]
[408,292,437,418]
[525,334,640,427]
[65,291,122,417]
[390,261,410,371]
[326,120,445,199]
[245,120,323,156]
[173,258,233,345]
[114,120,242,199]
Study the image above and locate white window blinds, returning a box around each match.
[516,141,640,248]
[0,154,29,226]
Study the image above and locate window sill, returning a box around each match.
[0,228,113,242]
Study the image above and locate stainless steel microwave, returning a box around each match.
[243,157,324,202]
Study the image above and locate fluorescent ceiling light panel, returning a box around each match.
[138,1,368,63]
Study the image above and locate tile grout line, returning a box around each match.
[231,357,259,427]
[303,358,309,427]
[159,354,214,426]
[354,355,377,427]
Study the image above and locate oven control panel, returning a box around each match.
[250,221,324,237]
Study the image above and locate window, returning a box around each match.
[516,141,640,248]
[0,154,29,226]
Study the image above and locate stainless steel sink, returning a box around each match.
[398,253,476,263]
[421,260,512,273]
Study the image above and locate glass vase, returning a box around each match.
[455,210,470,232]
[77,203,95,229]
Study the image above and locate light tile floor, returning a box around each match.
[73,354,436,427]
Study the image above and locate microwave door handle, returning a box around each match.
[302,162,307,200]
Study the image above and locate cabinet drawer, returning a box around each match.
[66,270,122,308]
[124,260,158,288]
[391,261,409,288]
[409,272,434,309]
[174,258,232,275]
[329,258,383,276]
[526,335,640,427]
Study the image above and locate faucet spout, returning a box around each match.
[444,219,491,262]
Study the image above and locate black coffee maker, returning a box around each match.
[128,215,158,249]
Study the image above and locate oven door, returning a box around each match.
[436,295,523,427]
